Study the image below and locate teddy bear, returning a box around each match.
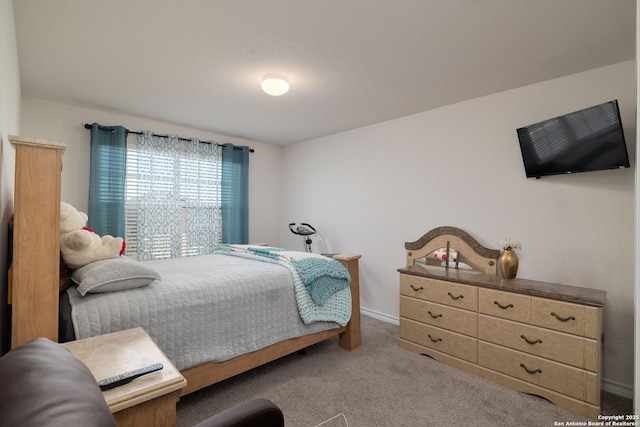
[59,202,125,269]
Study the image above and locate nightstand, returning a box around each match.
[65,327,187,427]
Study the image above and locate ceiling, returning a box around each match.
[13,0,636,146]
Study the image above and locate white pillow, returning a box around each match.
[72,257,161,296]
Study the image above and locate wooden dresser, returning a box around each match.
[398,265,605,418]
[397,226,606,419]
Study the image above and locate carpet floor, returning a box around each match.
[176,315,632,427]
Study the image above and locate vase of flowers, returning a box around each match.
[498,237,521,280]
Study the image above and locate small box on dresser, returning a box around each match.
[398,265,605,419]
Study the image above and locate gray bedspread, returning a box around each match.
[67,253,345,371]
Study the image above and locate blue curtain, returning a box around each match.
[221,143,249,244]
[88,123,128,237]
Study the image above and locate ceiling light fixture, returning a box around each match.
[261,73,289,96]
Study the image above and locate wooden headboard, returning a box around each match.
[404,226,500,275]
[9,135,67,349]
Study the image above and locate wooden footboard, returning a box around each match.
[335,254,361,351]
[180,254,362,395]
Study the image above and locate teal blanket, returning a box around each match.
[215,245,351,305]
[288,257,350,304]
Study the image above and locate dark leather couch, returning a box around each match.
[0,338,284,427]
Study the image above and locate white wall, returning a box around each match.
[0,0,20,354]
[280,61,636,397]
[19,97,284,247]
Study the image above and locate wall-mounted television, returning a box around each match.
[516,100,630,179]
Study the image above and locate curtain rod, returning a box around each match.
[83,123,254,153]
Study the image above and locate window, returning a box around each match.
[88,124,249,257]
[125,133,222,261]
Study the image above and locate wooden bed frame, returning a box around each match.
[8,135,361,396]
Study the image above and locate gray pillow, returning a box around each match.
[72,257,161,295]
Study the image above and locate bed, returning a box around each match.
[8,135,361,396]
[58,247,360,392]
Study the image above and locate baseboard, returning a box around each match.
[361,308,633,400]
[602,377,633,400]
[361,307,399,325]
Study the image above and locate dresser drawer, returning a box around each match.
[478,315,599,371]
[531,298,601,339]
[432,280,478,311]
[478,288,531,323]
[478,341,599,404]
[400,296,477,337]
[400,318,477,363]
[400,274,435,301]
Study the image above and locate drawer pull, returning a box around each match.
[520,335,542,345]
[427,334,442,343]
[550,312,576,322]
[410,285,424,292]
[493,301,514,310]
[519,363,542,375]
[447,292,464,301]
[427,310,442,319]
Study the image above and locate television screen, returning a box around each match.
[517,100,630,178]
